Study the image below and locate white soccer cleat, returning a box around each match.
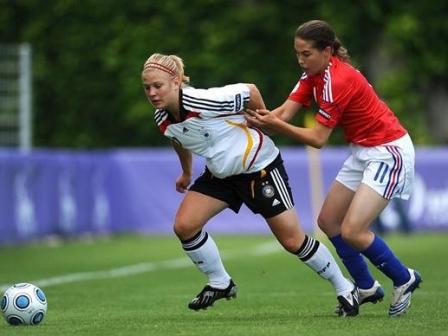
[359,280,385,305]
[389,268,422,317]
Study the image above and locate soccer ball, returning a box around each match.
[1,283,47,326]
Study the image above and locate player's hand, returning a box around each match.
[175,173,191,193]
[244,109,281,133]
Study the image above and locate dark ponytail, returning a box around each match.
[332,38,350,62]
[295,20,350,63]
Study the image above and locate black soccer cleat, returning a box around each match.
[335,280,385,315]
[336,286,359,317]
[188,279,238,311]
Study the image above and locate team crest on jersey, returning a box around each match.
[262,184,275,198]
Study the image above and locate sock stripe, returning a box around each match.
[181,230,203,244]
[298,236,314,256]
[296,235,310,255]
[296,236,320,262]
[182,230,209,251]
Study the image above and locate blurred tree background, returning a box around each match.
[0,0,447,148]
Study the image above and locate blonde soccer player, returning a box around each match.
[142,53,358,316]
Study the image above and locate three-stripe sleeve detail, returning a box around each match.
[183,93,249,113]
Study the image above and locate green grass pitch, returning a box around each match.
[0,233,447,335]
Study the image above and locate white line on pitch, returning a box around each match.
[0,241,282,291]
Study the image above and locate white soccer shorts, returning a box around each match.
[336,134,415,200]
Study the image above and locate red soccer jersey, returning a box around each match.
[288,56,406,146]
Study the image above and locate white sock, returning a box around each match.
[181,230,231,289]
[297,235,353,296]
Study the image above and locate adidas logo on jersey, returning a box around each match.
[272,199,281,206]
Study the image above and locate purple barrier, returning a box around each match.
[0,147,447,245]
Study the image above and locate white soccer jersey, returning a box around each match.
[154,84,279,178]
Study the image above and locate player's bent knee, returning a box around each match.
[340,225,361,246]
[317,214,333,235]
[279,237,302,254]
[317,216,327,231]
[173,220,197,241]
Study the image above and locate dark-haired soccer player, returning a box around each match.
[245,20,421,317]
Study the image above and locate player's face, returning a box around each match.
[142,70,180,111]
[294,37,332,76]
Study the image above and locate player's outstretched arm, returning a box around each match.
[272,99,302,122]
[245,109,333,149]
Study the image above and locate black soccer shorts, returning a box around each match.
[189,154,295,219]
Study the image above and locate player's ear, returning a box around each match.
[173,76,181,89]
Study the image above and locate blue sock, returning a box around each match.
[361,235,410,286]
[329,234,374,289]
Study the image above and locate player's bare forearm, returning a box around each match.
[171,141,193,176]
[171,141,193,193]
[278,122,332,148]
[272,100,302,122]
[245,108,332,148]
